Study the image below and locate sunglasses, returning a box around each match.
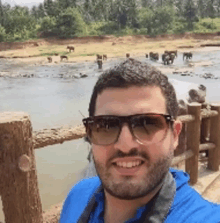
[82,113,174,146]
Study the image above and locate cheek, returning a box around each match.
[146,141,172,162]
[92,145,112,164]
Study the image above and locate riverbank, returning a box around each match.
[1,34,220,66]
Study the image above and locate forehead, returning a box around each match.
[95,86,167,116]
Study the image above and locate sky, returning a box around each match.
[2,0,44,8]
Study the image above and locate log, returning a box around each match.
[185,103,201,185]
[201,109,218,119]
[199,143,215,152]
[33,125,85,149]
[0,112,43,223]
[208,104,220,171]
[177,114,194,123]
[172,150,194,166]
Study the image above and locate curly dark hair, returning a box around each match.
[88,58,179,119]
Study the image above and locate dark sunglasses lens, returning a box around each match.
[131,115,168,144]
[87,117,121,145]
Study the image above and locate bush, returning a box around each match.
[97,21,119,35]
[86,22,104,36]
[54,7,87,38]
[0,25,6,42]
[201,21,217,29]
[38,16,56,33]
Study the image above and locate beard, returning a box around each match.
[93,147,174,200]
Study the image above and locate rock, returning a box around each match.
[79,73,88,78]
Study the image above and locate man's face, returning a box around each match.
[92,86,181,200]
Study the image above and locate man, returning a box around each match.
[60,58,220,223]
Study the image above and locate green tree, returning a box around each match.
[206,0,216,18]
[141,0,154,8]
[43,0,60,17]
[138,6,174,35]
[38,16,56,36]
[197,0,206,18]
[174,0,184,17]
[57,0,78,10]
[55,7,86,38]
[0,24,6,41]
[5,6,37,40]
[37,3,46,18]
[138,7,155,35]
[154,6,175,34]
[109,0,139,30]
[0,0,4,26]
[0,3,11,28]
[183,0,197,30]
[216,0,220,16]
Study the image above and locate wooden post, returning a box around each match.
[175,100,188,156]
[185,103,201,185]
[201,104,210,158]
[0,112,43,223]
[201,103,210,143]
[208,104,220,171]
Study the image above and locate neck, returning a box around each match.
[104,183,163,223]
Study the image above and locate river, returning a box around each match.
[0,48,220,220]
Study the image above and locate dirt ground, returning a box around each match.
[1,34,220,66]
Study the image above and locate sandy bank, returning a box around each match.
[1,34,220,66]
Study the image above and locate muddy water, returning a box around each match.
[0,49,220,220]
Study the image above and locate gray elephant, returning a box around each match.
[149,52,159,60]
[183,52,193,60]
[162,53,175,65]
[164,50,177,58]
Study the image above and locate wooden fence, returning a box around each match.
[0,102,219,223]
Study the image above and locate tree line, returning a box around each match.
[0,0,219,42]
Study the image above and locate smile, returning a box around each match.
[114,160,144,168]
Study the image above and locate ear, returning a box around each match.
[172,120,182,149]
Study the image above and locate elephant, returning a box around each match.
[164,50,178,58]
[162,53,175,65]
[103,54,107,60]
[149,52,159,61]
[47,57,52,63]
[183,52,193,60]
[60,55,68,61]
[67,46,75,52]
[96,54,103,60]
[97,59,103,69]
[126,53,130,58]
[146,54,148,58]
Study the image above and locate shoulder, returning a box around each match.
[166,169,220,223]
[60,176,101,223]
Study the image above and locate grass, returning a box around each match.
[194,17,220,33]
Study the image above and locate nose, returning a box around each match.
[114,123,140,152]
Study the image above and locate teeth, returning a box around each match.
[116,161,142,168]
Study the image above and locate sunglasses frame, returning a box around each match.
[82,113,175,145]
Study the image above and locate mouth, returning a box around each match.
[113,160,144,168]
[112,160,145,175]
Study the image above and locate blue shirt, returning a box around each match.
[60,169,220,223]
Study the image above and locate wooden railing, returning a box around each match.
[0,102,220,223]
